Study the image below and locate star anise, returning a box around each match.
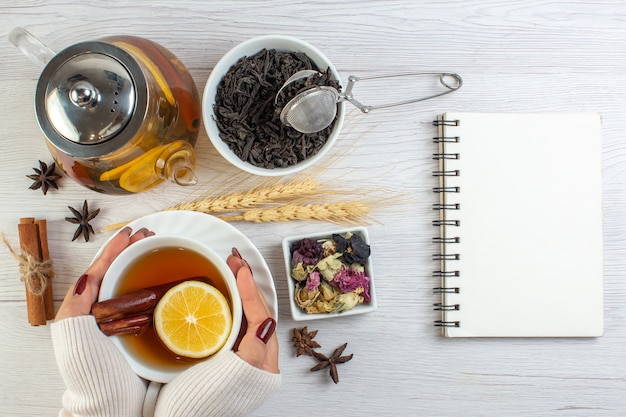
[65,200,100,242]
[310,342,353,384]
[292,326,321,357]
[26,160,61,195]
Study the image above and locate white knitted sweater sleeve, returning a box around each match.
[154,350,281,417]
[51,315,281,417]
[51,315,147,417]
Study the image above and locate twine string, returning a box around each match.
[2,233,54,296]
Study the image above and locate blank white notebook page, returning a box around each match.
[439,112,604,337]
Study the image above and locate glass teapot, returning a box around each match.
[10,27,201,194]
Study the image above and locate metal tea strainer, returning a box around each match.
[278,72,463,134]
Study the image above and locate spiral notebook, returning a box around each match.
[432,112,604,337]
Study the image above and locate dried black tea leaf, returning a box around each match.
[214,48,340,169]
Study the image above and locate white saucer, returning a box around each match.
[95,210,277,318]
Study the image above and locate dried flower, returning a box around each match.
[333,267,371,302]
[291,238,324,267]
[318,280,340,302]
[306,299,336,314]
[321,239,337,256]
[316,252,343,281]
[294,283,319,310]
[334,292,362,313]
[65,200,100,242]
[289,231,372,315]
[333,232,371,265]
[291,262,317,282]
[26,160,61,195]
[305,270,321,292]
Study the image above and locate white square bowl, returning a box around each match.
[282,226,377,321]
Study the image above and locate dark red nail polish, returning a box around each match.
[120,226,132,236]
[256,317,276,344]
[232,247,242,259]
[243,259,253,277]
[73,274,89,296]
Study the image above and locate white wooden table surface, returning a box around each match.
[1,1,625,416]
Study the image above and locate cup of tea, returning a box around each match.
[97,234,243,384]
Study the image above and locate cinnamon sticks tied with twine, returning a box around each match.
[3,218,55,325]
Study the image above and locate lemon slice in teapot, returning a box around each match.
[115,140,197,193]
[99,144,164,182]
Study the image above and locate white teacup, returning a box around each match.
[98,235,243,414]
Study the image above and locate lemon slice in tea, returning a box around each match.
[154,280,232,358]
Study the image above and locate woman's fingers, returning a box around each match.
[226,254,243,276]
[235,264,272,327]
[86,227,154,282]
[129,227,154,244]
[228,248,277,348]
[55,227,154,321]
[82,227,133,291]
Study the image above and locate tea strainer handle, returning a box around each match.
[341,72,463,113]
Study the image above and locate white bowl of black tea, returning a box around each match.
[203,35,344,176]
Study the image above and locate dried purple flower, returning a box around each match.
[305,270,321,292]
[332,233,370,265]
[291,238,324,267]
[333,267,371,302]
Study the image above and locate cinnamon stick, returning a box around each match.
[35,219,55,320]
[98,314,151,336]
[18,219,46,326]
[92,288,159,323]
[92,278,192,323]
[92,277,206,336]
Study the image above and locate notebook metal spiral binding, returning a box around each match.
[434,320,461,328]
[433,186,460,193]
[432,270,459,277]
[432,253,459,260]
[432,153,459,159]
[433,287,460,294]
[433,169,459,176]
[433,303,460,311]
[432,118,461,329]
[432,203,459,210]
[433,237,460,244]
[433,119,460,127]
[432,219,460,227]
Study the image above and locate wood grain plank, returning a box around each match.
[1,1,626,416]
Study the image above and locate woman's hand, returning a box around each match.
[227,248,279,374]
[55,227,154,321]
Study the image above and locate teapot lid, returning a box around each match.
[35,41,147,157]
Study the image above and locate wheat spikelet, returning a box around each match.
[167,178,323,213]
[220,201,371,224]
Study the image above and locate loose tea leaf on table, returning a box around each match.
[214,48,341,169]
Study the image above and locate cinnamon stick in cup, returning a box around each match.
[91,279,190,324]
